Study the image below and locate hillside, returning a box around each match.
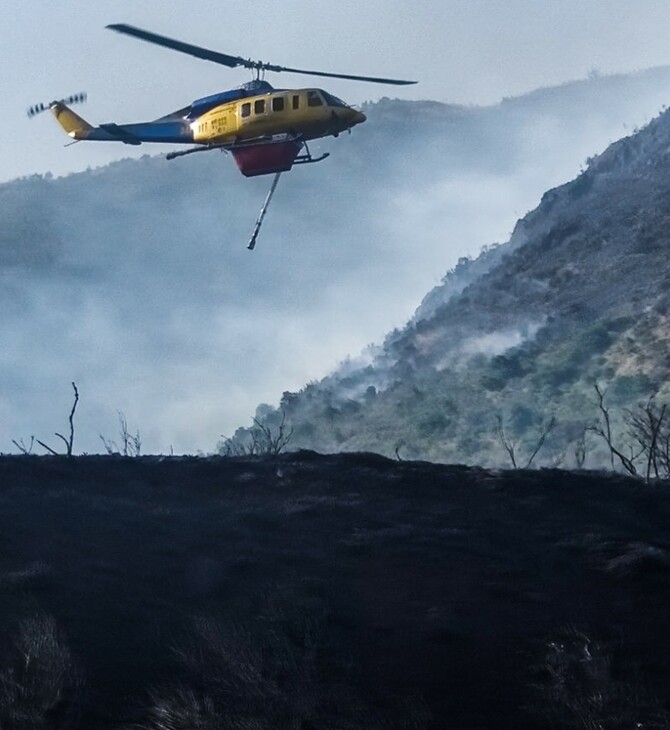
[235,91,670,467]
[4,68,670,454]
[0,453,669,728]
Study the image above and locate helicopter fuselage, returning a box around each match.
[49,83,365,176]
[191,86,365,145]
[51,83,365,148]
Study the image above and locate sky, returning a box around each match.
[4,0,670,182]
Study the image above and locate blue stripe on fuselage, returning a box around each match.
[188,89,247,119]
[87,121,194,144]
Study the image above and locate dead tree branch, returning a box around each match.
[251,409,294,455]
[587,384,641,476]
[496,415,518,469]
[497,413,557,469]
[99,411,142,457]
[38,382,79,457]
[587,423,640,476]
[525,416,556,468]
[574,427,587,469]
[592,384,614,470]
[12,436,35,455]
[625,398,667,482]
[36,439,59,456]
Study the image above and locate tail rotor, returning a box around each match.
[27,92,87,118]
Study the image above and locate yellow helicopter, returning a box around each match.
[28,24,416,248]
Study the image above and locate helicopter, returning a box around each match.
[28,24,416,249]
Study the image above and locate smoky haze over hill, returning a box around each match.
[3,68,670,454]
[241,80,670,467]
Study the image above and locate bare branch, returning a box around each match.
[99,434,118,455]
[525,416,557,468]
[11,436,35,455]
[496,415,518,469]
[55,432,70,451]
[66,382,79,457]
[98,411,142,457]
[587,424,639,476]
[593,384,614,470]
[251,410,294,456]
[36,439,59,456]
[624,397,667,482]
[35,382,79,457]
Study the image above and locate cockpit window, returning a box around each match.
[321,91,347,108]
[307,91,324,107]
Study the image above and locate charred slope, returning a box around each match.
[0,453,669,728]
[245,100,670,466]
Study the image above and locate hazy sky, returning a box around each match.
[4,0,670,181]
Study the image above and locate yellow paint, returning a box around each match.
[50,102,93,138]
[191,88,365,144]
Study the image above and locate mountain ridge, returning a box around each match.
[231,100,670,467]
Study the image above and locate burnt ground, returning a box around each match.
[0,451,669,729]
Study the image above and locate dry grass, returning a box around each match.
[0,614,82,729]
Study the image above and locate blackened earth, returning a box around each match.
[0,451,669,728]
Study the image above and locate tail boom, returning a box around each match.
[50,102,193,145]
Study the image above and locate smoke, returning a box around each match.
[460,322,544,358]
[2,71,670,453]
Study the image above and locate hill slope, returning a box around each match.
[0,454,669,728]
[3,68,670,454]
[236,98,670,467]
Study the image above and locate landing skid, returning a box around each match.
[165,137,330,166]
[293,143,330,166]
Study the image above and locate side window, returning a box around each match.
[292,95,300,110]
[271,96,285,112]
[254,99,266,114]
[307,91,323,107]
[241,102,251,118]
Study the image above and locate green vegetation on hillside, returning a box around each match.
[228,103,670,469]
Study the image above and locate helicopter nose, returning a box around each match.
[343,108,366,127]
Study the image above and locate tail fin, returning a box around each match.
[50,102,93,139]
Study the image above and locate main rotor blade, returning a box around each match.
[106,24,251,69]
[107,23,417,85]
[263,64,416,85]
